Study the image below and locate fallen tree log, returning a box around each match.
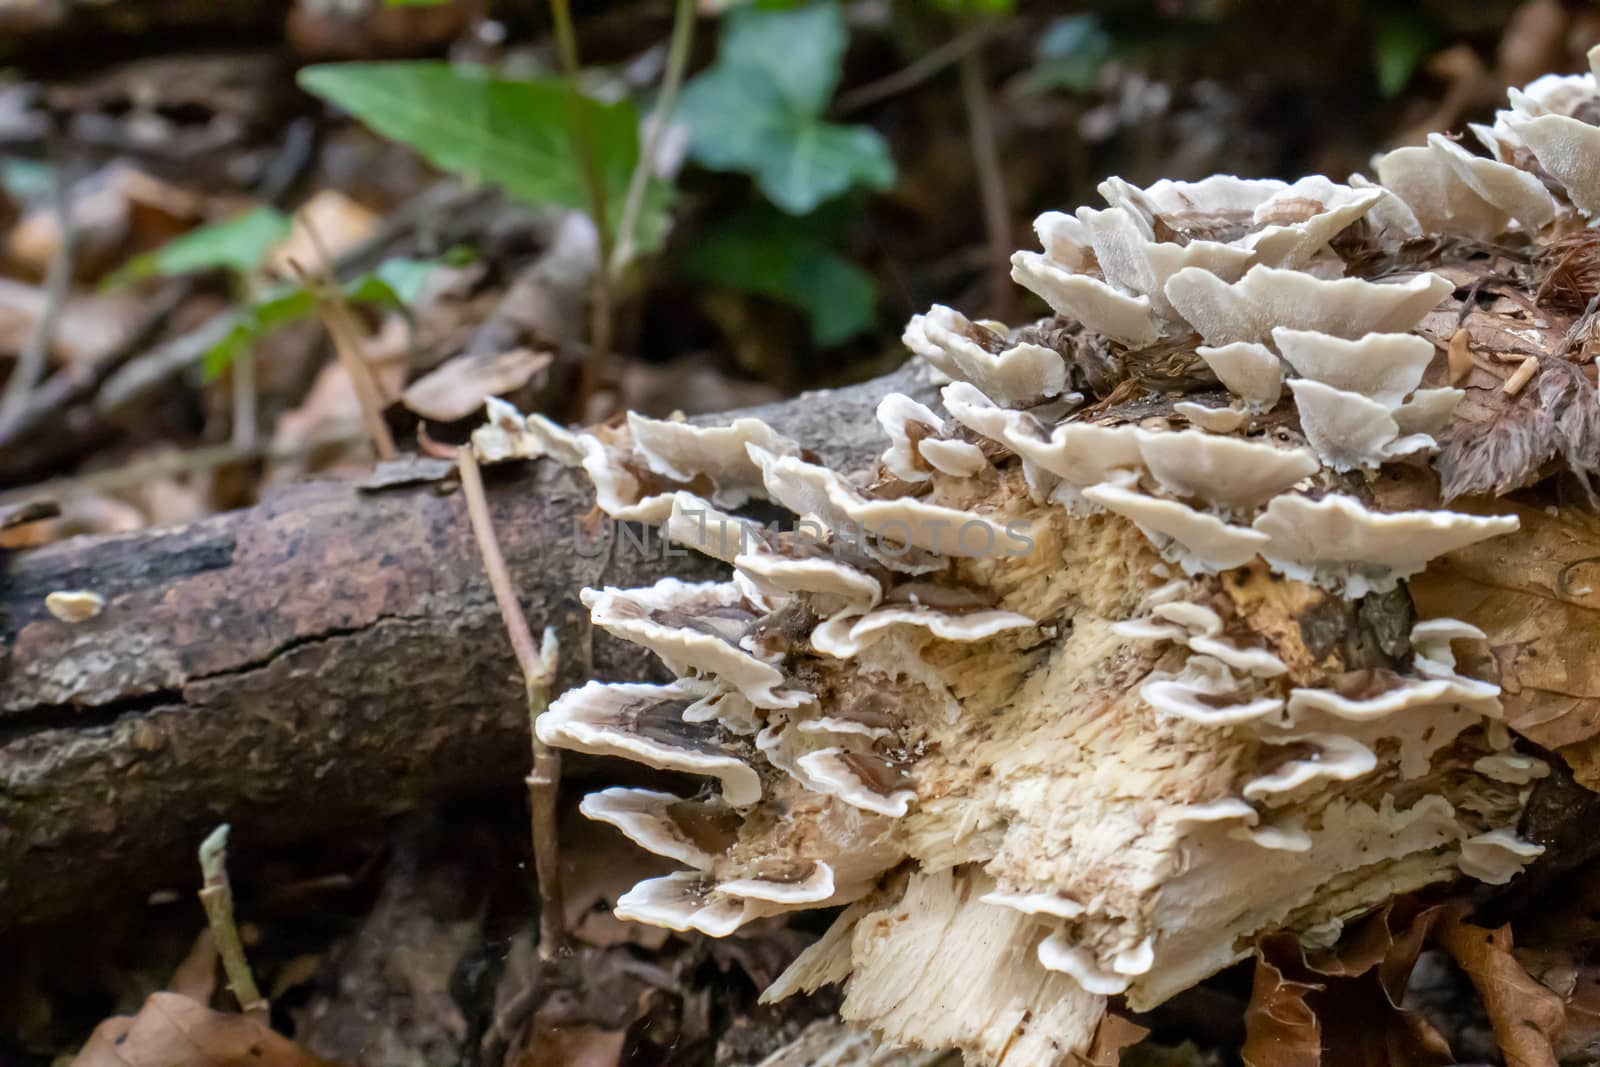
[0,365,926,931]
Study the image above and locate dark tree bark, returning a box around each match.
[0,366,926,931]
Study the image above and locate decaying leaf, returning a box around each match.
[71,992,331,1067]
[1435,915,1563,1067]
[401,347,552,422]
[1242,941,1321,1067]
[1244,904,1460,1067]
[1407,498,1600,783]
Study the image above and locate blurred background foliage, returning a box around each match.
[0,0,1594,491]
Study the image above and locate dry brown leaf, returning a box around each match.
[71,992,333,1067]
[1244,905,1465,1067]
[268,189,379,278]
[1407,498,1600,784]
[1077,1012,1149,1066]
[1243,936,1323,1067]
[1436,916,1564,1067]
[401,348,553,422]
[514,1024,625,1067]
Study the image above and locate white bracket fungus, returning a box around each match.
[488,59,1576,1062]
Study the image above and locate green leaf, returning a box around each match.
[1373,11,1433,98]
[720,2,846,114]
[112,207,290,285]
[297,62,669,242]
[1024,14,1115,94]
[201,256,445,379]
[203,284,314,379]
[343,256,440,308]
[679,5,894,215]
[678,208,877,347]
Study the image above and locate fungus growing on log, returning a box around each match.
[465,53,1600,1066]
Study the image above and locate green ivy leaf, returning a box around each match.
[679,3,894,215]
[110,206,291,286]
[297,62,670,244]
[202,256,446,379]
[1024,14,1115,94]
[1373,11,1433,98]
[678,207,876,347]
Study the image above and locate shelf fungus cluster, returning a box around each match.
[463,58,1600,1067]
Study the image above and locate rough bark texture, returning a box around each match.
[0,365,927,932]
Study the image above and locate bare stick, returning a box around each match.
[551,0,617,415]
[0,146,73,429]
[288,260,397,462]
[958,40,1013,321]
[835,22,996,115]
[456,447,567,958]
[197,825,268,1018]
[611,0,696,276]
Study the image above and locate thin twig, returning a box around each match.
[288,256,397,462]
[551,0,617,416]
[958,38,1013,320]
[611,0,696,277]
[0,146,73,429]
[456,447,567,959]
[197,825,268,1019]
[835,22,997,115]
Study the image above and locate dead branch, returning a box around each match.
[0,365,926,932]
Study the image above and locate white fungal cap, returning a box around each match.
[1186,635,1287,678]
[1393,388,1464,436]
[1195,341,1284,411]
[614,871,792,936]
[734,551,882,609]
[1286,379,1436,471]
[1271,328,1435,406]
[876,393,946,483]
[1173,401,1248,434]
[1076,205,1256,316]
[1424,133,1560,233]
[1037,931,1131,995]
[1502,113,1600,218]
[579,787,736,870]
[902,305,1071,406]
[1374,145,1513,240]
[719,862,839,904]
[1084,482,1268,574]
[1098,174,1286,235]
[582,579,803,708]
[810,604,1035,659]
[1240,177,1384,268]
[746,444,1013,560]
[1009,254,1162,347]
[538,680,764,805]
[666,493,766,563]
[979,889,1086,919]
[1410,618,1485,675]
[628,413,800,509]
[1163,264,1453,347]
[1241,733,1379,801]
[1252,494,1520,597]
[1135,429,1318,511]
[917,437,988,477]
[1473,752,1549,786]
[472,397,583,464]
[793,748,917,817]
[1032,209,1096,270]
[1285,674,1501,723]
[1140,655,1285,726]
[1457,830,1545,885]
[942,383,1146,500]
